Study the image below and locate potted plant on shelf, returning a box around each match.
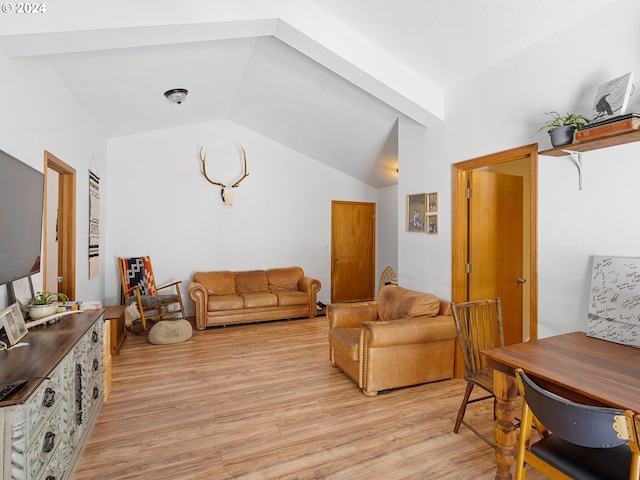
[28,291,69,320]
[538,111,590,147]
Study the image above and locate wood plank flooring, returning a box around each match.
[75,316,545,479]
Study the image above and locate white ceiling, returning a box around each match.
[0,0,618,188]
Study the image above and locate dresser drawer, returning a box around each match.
[22,402,62,480]
[9,365,63,456]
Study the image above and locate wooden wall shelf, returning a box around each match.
[539,128,640,189]
[539,128,640,157]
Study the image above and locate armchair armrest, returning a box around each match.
[188,281,208,330]
[298,276,321,294]
[124,284,141,299]
[361,314,456,348]
[298,276,322,317]
[156,280,182,292]
[327,301,378,329]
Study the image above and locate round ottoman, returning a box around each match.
[148,319,193,345]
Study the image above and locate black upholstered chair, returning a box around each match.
[515,368,640,480]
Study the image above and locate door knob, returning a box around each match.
[516,277,527,285]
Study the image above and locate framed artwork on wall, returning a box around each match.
[406,193,426,232]
[427,214,439,235]
[1,303,28,346]
[427,192,438,212]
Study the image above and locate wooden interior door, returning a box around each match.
[452,144,538,378]
[331,201,376,303]
[468,170,523,346]
[44,151,76,301]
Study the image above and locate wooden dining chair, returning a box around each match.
[117,256,187,332]
[451,298,504,448]
[515,368,640,480]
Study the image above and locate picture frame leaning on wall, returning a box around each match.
[9,275,34,319]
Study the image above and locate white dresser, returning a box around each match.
[0,310,104,480]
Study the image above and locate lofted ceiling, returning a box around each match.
[0,0,618,188]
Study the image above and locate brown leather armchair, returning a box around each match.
[327,285,456,396]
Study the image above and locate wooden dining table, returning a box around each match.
[483,331,640,480]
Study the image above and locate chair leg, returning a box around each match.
[174,286,187,321]
[126,316,146,334]
[454,381,475,433]
[137,310,147,331]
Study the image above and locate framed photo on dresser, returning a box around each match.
[0,303,28,346]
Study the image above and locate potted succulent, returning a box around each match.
[538,111,590,147]
[28,291,69,320]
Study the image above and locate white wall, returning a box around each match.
[0,51,107,310]
[104,119,377,311]
[399,0,640,338]
[397,117,451,300]
[376,184,398,288]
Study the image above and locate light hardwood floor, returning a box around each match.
[75,316,545,479]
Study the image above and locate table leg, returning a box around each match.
[493,370,518,480]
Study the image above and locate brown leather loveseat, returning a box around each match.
[188,266,321,330]
[327,285,456,396]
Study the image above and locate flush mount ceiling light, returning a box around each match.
[164,88,188,105]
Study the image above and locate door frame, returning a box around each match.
[451,144,538,340]
[44,151,76,301]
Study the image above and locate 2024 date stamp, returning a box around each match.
[2,2,46,13]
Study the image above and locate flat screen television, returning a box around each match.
[0,148,44,286]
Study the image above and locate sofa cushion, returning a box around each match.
[329,327,360,361]
[207,294,244,311]
[242,292,278,308]
[377,285,439,321]
[276,290,308,306]
[194,271,236,295]
[267,267,303,293]
[235,270,269,294]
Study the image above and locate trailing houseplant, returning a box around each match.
[28,291,69,320]
[538,111,590,147]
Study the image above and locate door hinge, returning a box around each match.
[465,263,472,274]
[465,187,472,199]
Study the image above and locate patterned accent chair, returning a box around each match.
[117,256,187,331]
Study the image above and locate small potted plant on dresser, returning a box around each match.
[28,291,69,320]
[538,111,590,147]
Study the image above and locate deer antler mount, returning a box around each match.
[199,145,249,206]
